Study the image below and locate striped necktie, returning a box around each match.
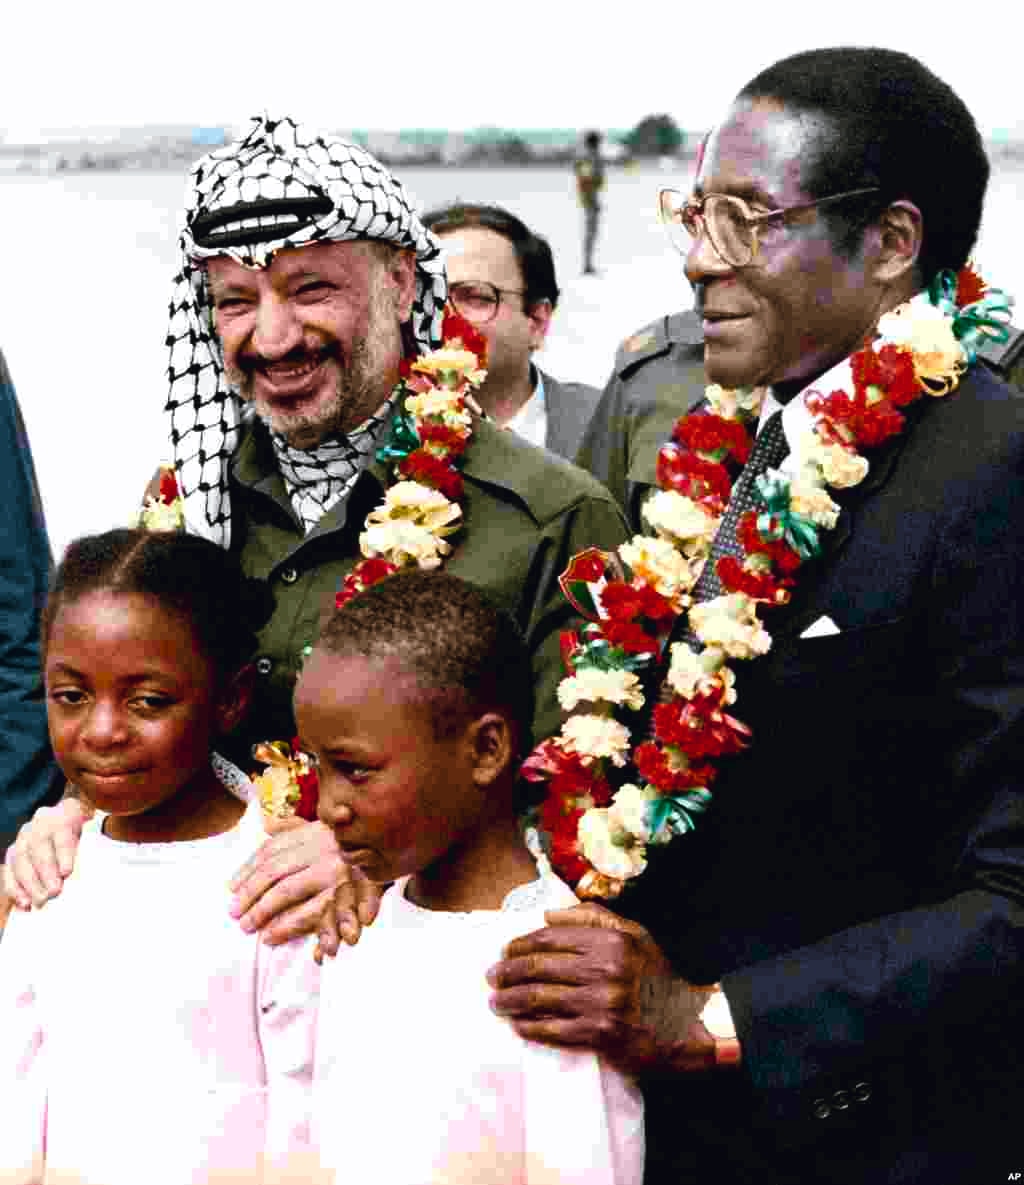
[651,409,789,722]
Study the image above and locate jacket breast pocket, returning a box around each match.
[771,616,912,693]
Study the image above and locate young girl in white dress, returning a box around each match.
[297,570,644,1185]
[0,528,319,1185]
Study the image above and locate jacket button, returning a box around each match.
[853,1081,872,1103]
[832,1090,850,1110]
[812,1099,831,1120]
[255,657,273,676]
[280,567,298,584]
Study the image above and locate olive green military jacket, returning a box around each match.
[222,415,629,764]
[575,309,705,529]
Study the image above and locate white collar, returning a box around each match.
[505,366,548,449]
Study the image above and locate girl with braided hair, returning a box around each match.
[0,529,318,1185]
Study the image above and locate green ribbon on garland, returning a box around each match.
[928,269,959,316]
[929,269,1014,364]
[754,473,821,560]
[574,636,652,674]
[376,412,421,464]
[647,788,713,843]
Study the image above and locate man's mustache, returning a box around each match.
[232,344,335,375]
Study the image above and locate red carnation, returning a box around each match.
[158,468,180,505]
[549,820,591,886]
[294,768,319,821]
[601,619,661,655]
[737,512,802,574]
[358,557,399,587]
[634,741,717,792]
[399,450,464,500]
[716,555,793,602]
[811,387,906,448]
[851,344,919,407]
[418,422,470,455]
[656,444,731,506]
[652,701,751,758]
[441,310,488,363]
[673,412,753,464]
[335,557,399,609]
[600,581,676,626]
[956,262,988,308]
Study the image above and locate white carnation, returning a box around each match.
[557,668,645,713]
[608,783,658,843]
[559,714,632,767]
[578,808,648,880]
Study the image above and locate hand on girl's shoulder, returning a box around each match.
[2,798,93,912]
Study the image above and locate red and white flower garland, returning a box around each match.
[334,310,487,607]
[524,266,1006,899]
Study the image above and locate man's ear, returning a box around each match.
[871,200,923,287]
[387,247,418,324]
[216,663,255,737]
[466,712,515,789]
[526,299,553,353]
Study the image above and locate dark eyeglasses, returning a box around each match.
[657,186,881,268]
[447,281,527,324]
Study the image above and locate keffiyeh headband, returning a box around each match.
[164,113,447,546]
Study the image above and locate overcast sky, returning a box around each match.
[2,1,1019,140]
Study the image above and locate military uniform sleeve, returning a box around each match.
[575,312,707,530]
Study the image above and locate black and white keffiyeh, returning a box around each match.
[164,114,447,546]
[270,396,394,534]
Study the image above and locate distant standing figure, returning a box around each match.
[0,350,61,868]
[575,130,605,275]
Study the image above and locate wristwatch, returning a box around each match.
[699,985,742,1067]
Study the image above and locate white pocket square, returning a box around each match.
[800,615,841,639]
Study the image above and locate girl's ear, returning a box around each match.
[215,663,255,736]
[466,712,515,790]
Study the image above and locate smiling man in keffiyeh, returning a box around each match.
[165,113,448,542]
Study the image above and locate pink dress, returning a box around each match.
[0,795,319,1185]
[312,868,644,1184]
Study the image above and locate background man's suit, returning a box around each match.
[0,350,61,861]
[534,368,601,462]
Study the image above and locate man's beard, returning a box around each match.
[225,298,401,450]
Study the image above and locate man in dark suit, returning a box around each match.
[0,351,61,872]
[423,203,601,461]
[488,48,1024,1184]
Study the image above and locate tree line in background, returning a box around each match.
[0,116,691,174]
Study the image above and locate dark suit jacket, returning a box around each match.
[0,350,61,858]
[616,364,1024,1185]
[536,367,602,462]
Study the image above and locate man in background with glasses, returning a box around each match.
[424,203,602,461]
[488,47,1024,1185]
